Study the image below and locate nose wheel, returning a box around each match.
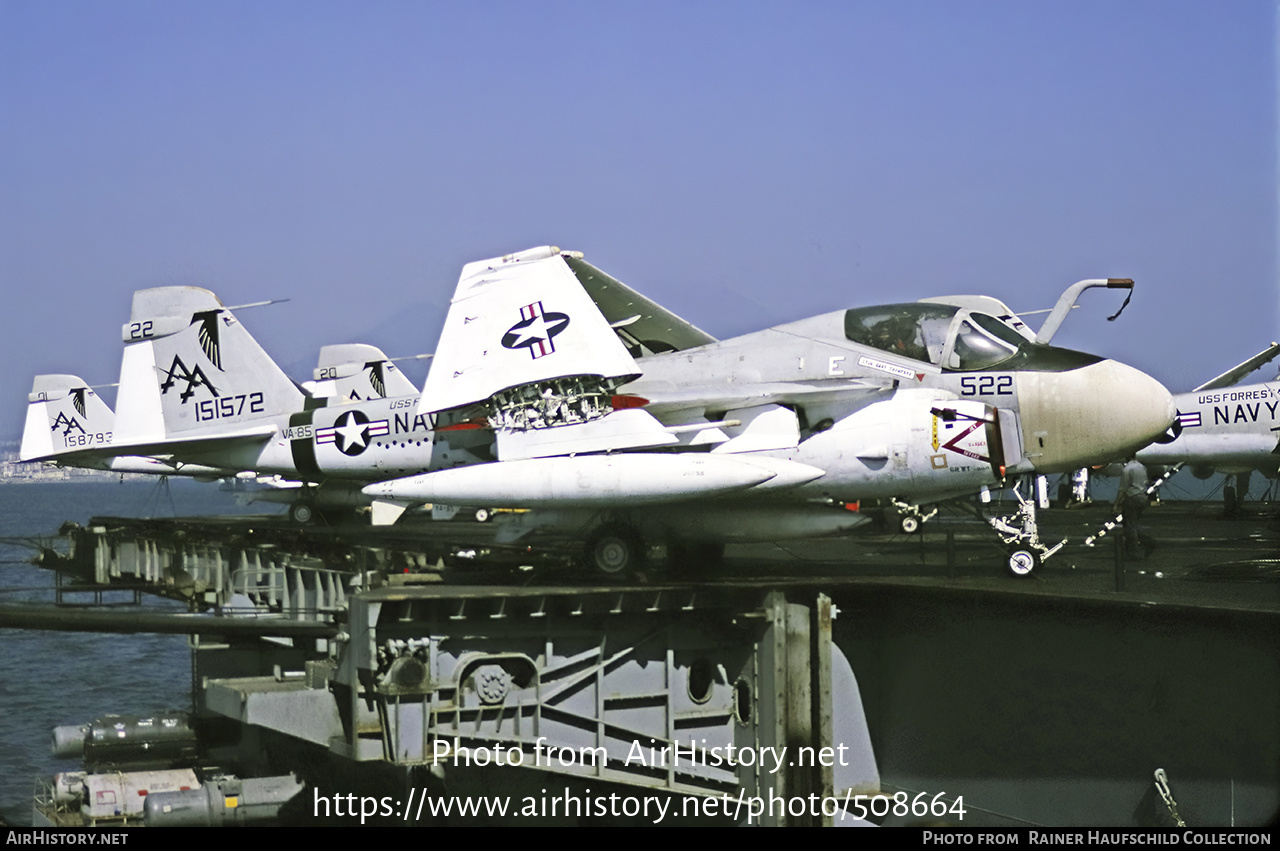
[1006,547,1039,577]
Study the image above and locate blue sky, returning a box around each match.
[2,1,1276,439]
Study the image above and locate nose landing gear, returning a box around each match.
[988,483,1065,577]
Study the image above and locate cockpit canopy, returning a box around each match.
[843,303,1081,372]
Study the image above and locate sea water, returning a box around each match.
[0,479,277,825]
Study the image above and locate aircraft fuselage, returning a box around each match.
[177,395,492,484]
[1138,381,1280,476]
[625,304,1173,488]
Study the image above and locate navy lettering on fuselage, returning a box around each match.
[393,413,433,434]
[1212,401,1280,425]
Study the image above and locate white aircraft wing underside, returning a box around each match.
[421,248,640,414]
[25,426,276,466]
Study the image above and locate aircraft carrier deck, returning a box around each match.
[28,496,1279,598]
[5,496,1277,827]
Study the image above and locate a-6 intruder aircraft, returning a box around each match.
[364,246,1175,575]
[26,247,1174,576]
[21,343,419,476]
[1135,343,1280,507]
[20,339,447,518]
[40,287,500,521]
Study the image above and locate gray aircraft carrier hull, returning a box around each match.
[8,498,1277,827]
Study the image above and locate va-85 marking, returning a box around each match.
[959,376,1012,397]
[195,392,264,422]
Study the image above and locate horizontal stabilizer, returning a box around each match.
[25,425,275,467]
[102,457,223,477]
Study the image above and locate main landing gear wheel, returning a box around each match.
[288,502,315,525]
[891,499,935,535]
[586,525,644,578]
[1006,546,1039,577]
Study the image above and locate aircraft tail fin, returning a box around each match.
[20,375,116,462]
[114,287,306,444]
[309,343,420,401]
[421,247,642,416]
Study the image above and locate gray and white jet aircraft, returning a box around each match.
[364,246,1176,575]
[21,343,419,477]
[25,247,1175,576]
[20,326,460,519]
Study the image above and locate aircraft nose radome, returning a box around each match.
[1015,361,1175,473]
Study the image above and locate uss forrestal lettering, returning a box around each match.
[1197,388,1276,404]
